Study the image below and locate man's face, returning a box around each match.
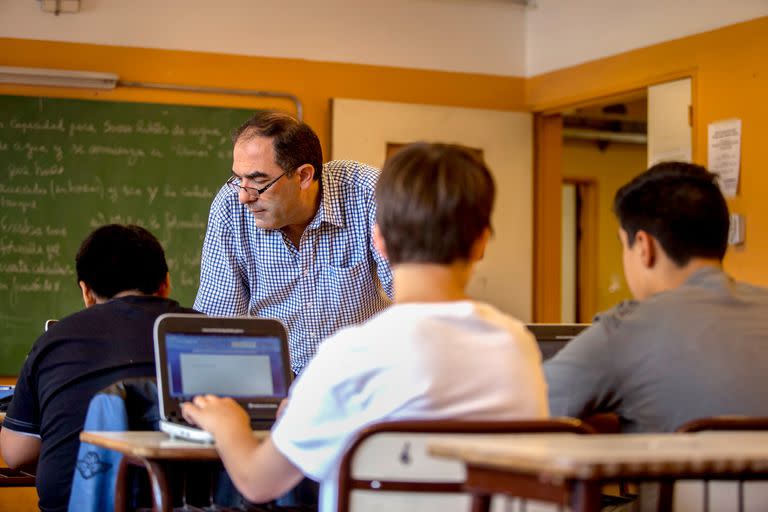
[619,227,647,300]
[231,136,299,230]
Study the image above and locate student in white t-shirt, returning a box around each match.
[182,142,549,511]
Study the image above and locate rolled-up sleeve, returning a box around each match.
[194,187,251,316]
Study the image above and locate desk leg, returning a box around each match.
[115,458,129,512]
[571,480,602,512]
[470,493,492,512]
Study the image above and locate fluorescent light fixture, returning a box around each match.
[0,66,118,90]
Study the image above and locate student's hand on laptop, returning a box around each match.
[181,395,251,439]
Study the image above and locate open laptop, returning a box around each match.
[526,323,590,360]
[154,313,292,443]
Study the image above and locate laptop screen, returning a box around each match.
[526,323,590,360]
[165,332,289,400]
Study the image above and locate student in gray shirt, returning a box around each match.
[545,161,768,433]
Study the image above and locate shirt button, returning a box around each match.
[305,302,313,308]
[303,269,309,277]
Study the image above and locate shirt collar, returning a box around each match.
[683,265,726,286]
[308,166,344,229]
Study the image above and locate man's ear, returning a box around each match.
[79,281,98,308]
[296,164,316,190]
[469,228,491,262]
[372,224,388,260]
[634,230,657,268]
[156,273,171,299]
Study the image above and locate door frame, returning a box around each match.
[532,75,696,322]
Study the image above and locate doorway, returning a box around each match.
[535,77,693,322]
[560,95,648,322]
[561,179,598,323]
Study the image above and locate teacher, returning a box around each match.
[194,112,393,374]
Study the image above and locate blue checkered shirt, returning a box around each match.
[194,160,393,373]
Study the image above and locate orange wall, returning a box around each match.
[0,37,527,161]
[527,16,768,285]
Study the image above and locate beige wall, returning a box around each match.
[332,99,533,320]
[562,139,647,315]
[0,0,527,76]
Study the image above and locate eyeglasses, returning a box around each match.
[226,170,288,198]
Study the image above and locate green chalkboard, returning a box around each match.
[0,95,255,374]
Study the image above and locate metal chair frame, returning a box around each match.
[336,417,595,512]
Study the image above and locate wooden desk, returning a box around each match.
[429,432,768,512]
[80,431,268,512]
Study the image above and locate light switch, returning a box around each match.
[728,213,745,246]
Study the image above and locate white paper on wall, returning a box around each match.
[707,118,742,198]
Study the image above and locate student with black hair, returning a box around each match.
[545,161,768,433]
[181,143,548,512]
[0,224,195,512]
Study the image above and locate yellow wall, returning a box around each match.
[528,16,768,285]
[562,140,647,314]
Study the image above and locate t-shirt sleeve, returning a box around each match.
[543,318,620,419]
[270,331,372,482]
[3,354,41,437]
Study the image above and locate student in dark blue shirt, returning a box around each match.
[0,224,196,512]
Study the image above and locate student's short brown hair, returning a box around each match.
[376,142,495,265]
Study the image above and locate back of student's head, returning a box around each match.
[376,142,495,265]
[613,161,729,266]
[75,224,169,299]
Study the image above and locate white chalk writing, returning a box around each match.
[103,121,133,134]
[10,118,65,134]
[0,218,67,237]
[13,142,48,160]
[0,259,73,276]
[180,185,214,198]
[0,182,47,196]
[68,122,96,136]
[173,145,209,158]
[136,120,169,135]
[0,196,38,213]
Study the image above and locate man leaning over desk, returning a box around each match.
[194,111,393,375]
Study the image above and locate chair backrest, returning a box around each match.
[336,417,594,512]
[67,377,159,512]
[676,415,768,433]
[658,415,768,512]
